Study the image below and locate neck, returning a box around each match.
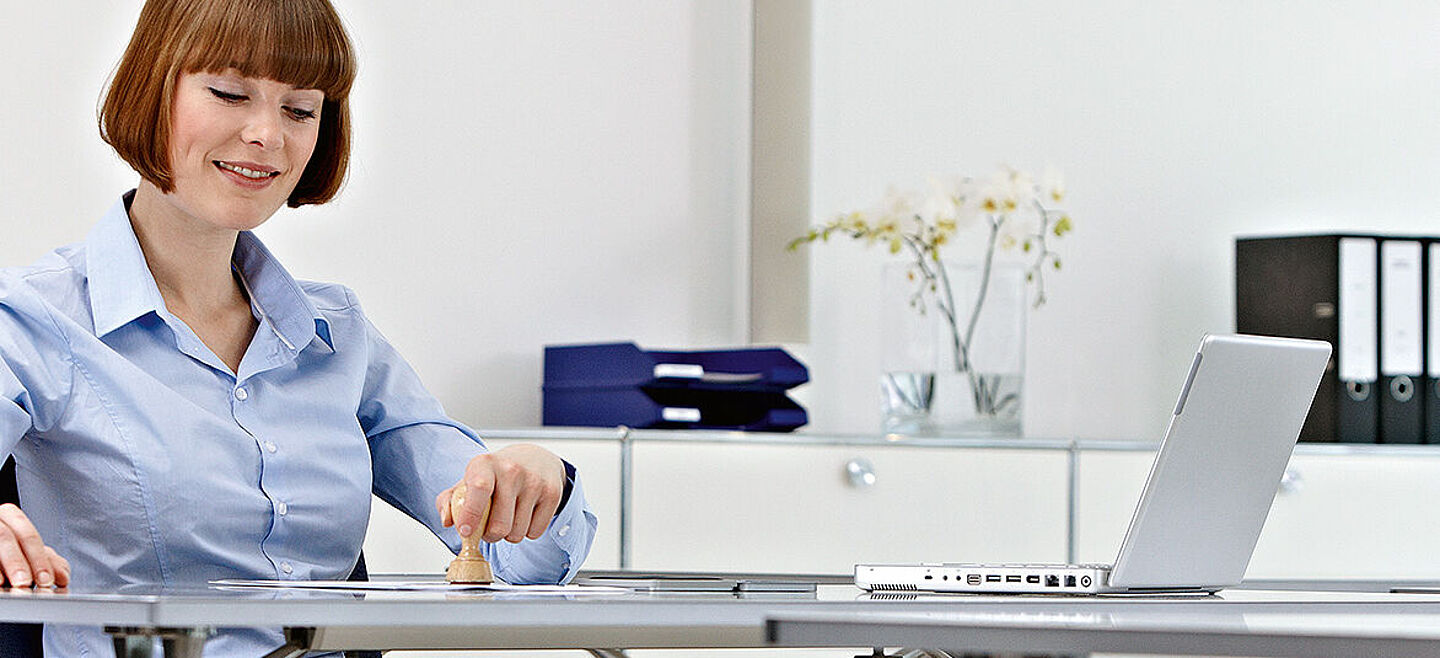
[128,181,247,314]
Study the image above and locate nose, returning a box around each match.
[240,105,285,150]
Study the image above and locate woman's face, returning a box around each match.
[162,69,324,232]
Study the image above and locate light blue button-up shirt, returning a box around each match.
[0,191,596,656]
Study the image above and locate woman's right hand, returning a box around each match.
[0,503,68,588]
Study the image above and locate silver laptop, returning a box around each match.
[855,333,1331,595]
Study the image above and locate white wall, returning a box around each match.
[0,2,752,428]
[802,0,1440,440]
[7,1,1440,444]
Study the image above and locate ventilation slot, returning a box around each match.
[870,583,919,592]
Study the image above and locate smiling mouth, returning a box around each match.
[214,161,281,180]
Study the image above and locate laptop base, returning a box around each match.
[855,563,1220,595]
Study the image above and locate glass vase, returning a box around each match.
[880,260,1026,436]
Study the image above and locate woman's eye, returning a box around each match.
[287,107,318,121]
[208,87,246,103]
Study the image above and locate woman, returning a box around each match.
[0,0,596,653]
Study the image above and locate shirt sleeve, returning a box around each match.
[351,296,596,584]
[0,275,74,459]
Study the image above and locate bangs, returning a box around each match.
[176,0,355,100]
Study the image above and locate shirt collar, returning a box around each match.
[231,231,335,353]
[87,190,334,352]
[87,191,168,338]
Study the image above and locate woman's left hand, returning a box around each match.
[435,444,565,543]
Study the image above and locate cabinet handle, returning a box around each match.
[1278,467,1302,495]
[845,458,876,488]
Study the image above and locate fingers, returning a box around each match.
[45,547,69,588]
[454,461,496,540]
[526,484,561,541]
[450,445,565,544]
[0,503,63,588]
[435,486,455,528]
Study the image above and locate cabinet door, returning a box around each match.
[1075,448,1440,579]
[363,437,622,574]
[1249,452,1440,578]
[630,442,1069,573]
[1072,449,1152,565]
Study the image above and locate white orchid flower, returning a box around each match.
[1041,164,1066,203]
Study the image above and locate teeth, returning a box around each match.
[217,161,277,179]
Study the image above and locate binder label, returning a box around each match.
[661,407,702,423]
[1431,244,1440,377]
[653,363,704,379]
[1381,240,1423,376]
[1338,238,1378,383]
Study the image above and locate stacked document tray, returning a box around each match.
[542,342,808,431]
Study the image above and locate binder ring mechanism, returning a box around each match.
[1345,380,1371,402]
[1391,375,1415,403]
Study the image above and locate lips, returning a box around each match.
[214,160,281,180]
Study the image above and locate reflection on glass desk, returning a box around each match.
[8,577,1440,657]
[769,588,1440,657]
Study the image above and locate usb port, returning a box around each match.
[1065,575,1077,587]
[1005,575,1022,583]
[1026,575,1041,584]
[1045,575,1060,587]
[986,575,1002,583]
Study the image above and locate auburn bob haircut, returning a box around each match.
[100,0,356,207]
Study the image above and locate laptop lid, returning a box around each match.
[1106,333,1331,590]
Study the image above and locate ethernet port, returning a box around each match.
[1064,575,1077,587]
[1045,575,1060,587]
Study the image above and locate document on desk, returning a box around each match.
[210,579,627,594]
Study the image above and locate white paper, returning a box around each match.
[210,579,627,594]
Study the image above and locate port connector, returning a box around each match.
[1045,575,1060,587]
[967,574,982,586]
[1065,575,1077,587]
[986,575,1002,583]
[923,574,933,580]
[1026,575,1041,584]
[1005,575,1022,583]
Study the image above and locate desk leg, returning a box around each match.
[107,626,212,658]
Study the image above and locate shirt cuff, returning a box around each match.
[558,459,576,512]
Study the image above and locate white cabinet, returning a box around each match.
[1249,450,1440,579]
[1074,445,1440,579]
[629,440,1071,573]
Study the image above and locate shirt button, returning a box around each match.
[281,562,293,575]
[557,525,570,537]
[265,441,278,453]
[277,502,288,516]
[234,388,249,401]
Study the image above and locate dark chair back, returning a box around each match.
[0,456,42,656]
